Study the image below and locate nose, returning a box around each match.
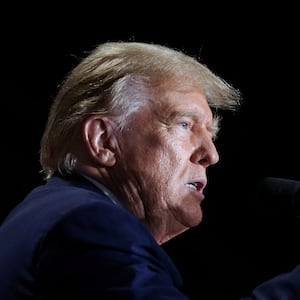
[190,135,219,167]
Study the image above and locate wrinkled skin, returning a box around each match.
[80,89,220,244]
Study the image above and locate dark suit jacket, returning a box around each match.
[240,264,300,299]
[0,174,189,299]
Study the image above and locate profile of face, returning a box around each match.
[111,88,219,243]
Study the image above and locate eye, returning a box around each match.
[179,122,190,129]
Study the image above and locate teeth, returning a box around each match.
[186,183,198,190]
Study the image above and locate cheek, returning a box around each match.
[121,129,191,186]
[132,147,181,197]
[165,140,192,169]
[149,145,189,195]
[124,131,169,169]
[161,136,194,172]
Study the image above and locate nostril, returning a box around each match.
[198,157,209,167]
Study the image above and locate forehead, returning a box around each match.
[154,89,213,121]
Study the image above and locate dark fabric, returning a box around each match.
[240,264,300,299]
[0,175,188,299]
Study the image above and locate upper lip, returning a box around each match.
[185,177,207,192]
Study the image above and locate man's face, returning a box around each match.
[115,89,219,243]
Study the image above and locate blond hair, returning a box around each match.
[40,41,240,179]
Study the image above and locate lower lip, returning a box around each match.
[187,187,205,201]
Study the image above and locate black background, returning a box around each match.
[2,5,300,299]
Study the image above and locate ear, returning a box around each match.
[82,115,117,167]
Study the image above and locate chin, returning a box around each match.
[188,214,203,227]
[177,207,203,228]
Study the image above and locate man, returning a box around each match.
[0,41,299,299]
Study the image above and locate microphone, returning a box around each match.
[255,177,300,219]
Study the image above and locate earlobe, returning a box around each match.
[98,149,116,167]
[83,116,117,167]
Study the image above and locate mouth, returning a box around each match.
[185,182,202,191]
[185,177,207,191]
[184,178,207,200]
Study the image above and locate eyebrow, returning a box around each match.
[209,115,221,140]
